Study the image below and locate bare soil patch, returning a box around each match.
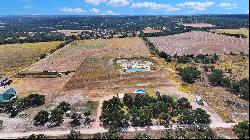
[11,73,74,95]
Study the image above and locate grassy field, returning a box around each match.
[0,41,63,76]
[214,28,249,37]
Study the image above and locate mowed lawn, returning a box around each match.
[0,41,63,76]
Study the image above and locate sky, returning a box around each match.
[0,0,249,15]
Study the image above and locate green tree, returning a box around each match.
[70,114,81,127]
[194,108,211,124]
[123,93,133,108]
[34,110,49,126]
[159,112,170,126]
[49,108,64,127]
[130,107,152,127]
[177,66,201,84]
[100,97,129,129]
[56,101,71,113]
[67,130,82,139]
[27,94,45,107]
[208,69,225,86]
[176,97,192,110]
[179,109,195,124]
[233,121,249,139]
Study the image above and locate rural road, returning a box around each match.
[0,124,236,139]
[0,91,237,139]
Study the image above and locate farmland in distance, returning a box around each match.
[148,31,249,56]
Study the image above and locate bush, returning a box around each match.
[26,94,45,107]
[159,52,172,62]
[177,66,201,84]
[194,108,211,124]
[177,55,190,64]
[233,121,249,139]
[49,108,64,127]
[0,120,3,130]
[208,69,225,86]
[39,54,47,59]
[56,101,71,112]
[27,134,48,139]
[130,107,152,127]
[34,110,49,126]
[67,130,81,139]
[70,114,81,127]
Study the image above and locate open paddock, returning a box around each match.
[148,31,249,56]
[27,37,150,72]
[63,58,173,99]
[11,73,74,95]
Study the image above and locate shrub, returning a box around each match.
[56,101,71,112]
[67,130,81,139]
[0,120,3,130]
[233,121,249,139]
[194,108,211,124]
[208,69,225,86]
[177,66,201,84]
[34,110,49,126]
[39,54,46,59]
[28,134,48,139]
[49,108,64,127]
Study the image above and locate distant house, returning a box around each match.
[128,89,147,97]
[0,78,12,87]
[0,88,17,103]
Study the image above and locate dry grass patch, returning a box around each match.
[214,28,249,37]
[0,41,63,76]
[63,57,172,99]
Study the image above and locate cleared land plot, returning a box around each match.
[11,73,74,95]
[142,27,161,33]
[180,23,215,28]
[55,30,89,36]
[214,28,249,37]
[0,41,63,76]
[148,31,249,56]
[63,58,172,96]
[27,37,150,72]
